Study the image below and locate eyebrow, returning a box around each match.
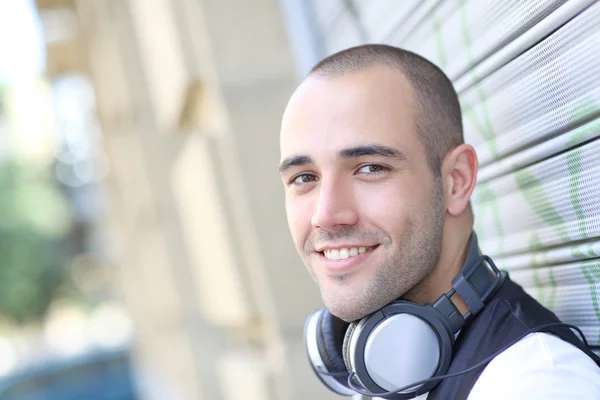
[339,144,407,162]
[278,144,407,174]
[278,155,314,174]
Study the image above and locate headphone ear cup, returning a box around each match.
[316,310,349,378]
[342,321,358,373]
[344,303,454,395]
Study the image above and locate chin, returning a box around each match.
[322,292,375,323]
[329,306,372,323]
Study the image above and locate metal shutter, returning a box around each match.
[305,0,600,347]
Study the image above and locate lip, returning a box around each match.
[317,245,379,273]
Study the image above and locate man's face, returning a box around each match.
[279,65,446,322]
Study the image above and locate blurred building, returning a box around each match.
[34,0,329,399]
[33,0,600,400]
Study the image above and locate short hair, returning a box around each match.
[309,44,463,176]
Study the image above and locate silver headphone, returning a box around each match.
[304,233,505,398]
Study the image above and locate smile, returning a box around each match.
[317,245,379,273]
[324,247,365,260]
[320,246,377,260]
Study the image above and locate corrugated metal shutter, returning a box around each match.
[305,0,600,348]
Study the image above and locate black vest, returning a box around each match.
[427,274,600,399]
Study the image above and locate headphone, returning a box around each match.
[305,232,599,398]
[304,232,506,398]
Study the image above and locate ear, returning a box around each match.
[442,144,478,217]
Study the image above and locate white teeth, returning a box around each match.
[324,247,369,260]
[339,248,349,259]
[330,249,340,260]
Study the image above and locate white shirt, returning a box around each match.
[361,333,600,400]
[466,333,600,399]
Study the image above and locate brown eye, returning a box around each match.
[292,174,318,185]
[357,164,387,175]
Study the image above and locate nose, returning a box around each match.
[311,177,359,230]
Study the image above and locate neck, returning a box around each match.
[404,214,474,314]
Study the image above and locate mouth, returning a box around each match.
[320,246,376,260]
[316,245,379,272]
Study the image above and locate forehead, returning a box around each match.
[280,64,419,163]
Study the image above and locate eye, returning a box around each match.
[290,173,319,185]
[356,164,388,175]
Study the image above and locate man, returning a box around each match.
[278,44,600,399]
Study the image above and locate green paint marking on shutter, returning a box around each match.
[455,1,599,335]
[587,242,598,258]
[458,4,596,318]
[588,262,600,280]
[572,244,589,260]
[530,233,547,306]
[571,241,599,260]
[567,99,599,258]
[565,149,587,239]
[547,267,557,310]
[565,99,598,242]
[567,100,600,337]
[517,101,599,307]
[567,101,600,145]
[432,11,447,69]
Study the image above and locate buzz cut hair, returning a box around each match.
[309,44,464,176]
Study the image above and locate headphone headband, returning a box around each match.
[432,233,505,334]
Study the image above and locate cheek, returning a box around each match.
[285,196,314,250]
[356,180,420,233]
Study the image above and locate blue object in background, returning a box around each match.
[0,348,138,400]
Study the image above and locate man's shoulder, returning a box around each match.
[427,276,599,399]
[468,332,600,399]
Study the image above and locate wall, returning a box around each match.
[288,0,600,350]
